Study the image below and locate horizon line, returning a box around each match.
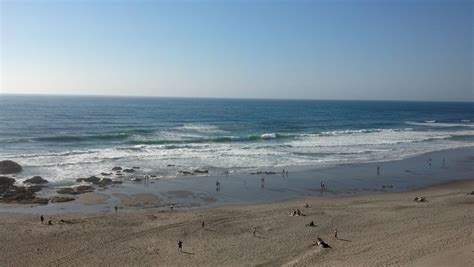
[0,92,473,103]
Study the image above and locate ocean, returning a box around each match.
[1,94,473,183]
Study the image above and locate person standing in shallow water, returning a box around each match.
[377,165,380,176]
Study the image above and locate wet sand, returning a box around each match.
[1,180,473,266]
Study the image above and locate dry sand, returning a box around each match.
[0,180,473,266]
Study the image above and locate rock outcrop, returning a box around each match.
[23,176,49,184]
[76,176,100,184]
[0,160,22,174]
[57,185,94,195]
[1,186,48,205]
[50,196,75,203]
[0,176,15,194]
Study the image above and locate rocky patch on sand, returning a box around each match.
[50,196,75,203]
[57,185,95,195]
[1,184,49,205]
[0,176,15,194]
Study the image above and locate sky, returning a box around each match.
[1,0,473,101]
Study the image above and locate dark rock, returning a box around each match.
[76,176,100,184]
[99,178,112,185]
[123,169,135,173]
[115,173,123,176]
[0,176,15,194]
[112,167,122,171]
[57,188,75,194]
[97,178,112,187]
[112,181,123,184]
[30,198,49,205]
[0,160,22,174]
[101,172,112,176]
[194,169,209,174]
[167,164,175,167]
[150,175,157,178]
[26,185,43,193]
[57,185,94,195]
[23,176,48,184]
[50,196,75,203]
[1,186,48,205]
[4,187,25,199]
[179,171,194,175]
[131,177,142,182]
[132,166,140,169]
[75,185,94,194]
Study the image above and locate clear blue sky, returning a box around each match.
[1,0,473,101]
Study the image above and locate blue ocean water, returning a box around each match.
[1,94,473,182]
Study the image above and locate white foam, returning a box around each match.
[5,127,474,182]
[176,123,227,133]
[405,121,474,128]
[261,133,277,139]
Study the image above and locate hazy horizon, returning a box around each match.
[2,91,474,103]
[1,0,473,101]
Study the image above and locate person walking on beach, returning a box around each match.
[170,204,174,212]
[252,227,257,236]
[334,228,338,239]
[114,206,118,213]
[201,221,205,228]
[177,240,183,252]
[40,215,44,224]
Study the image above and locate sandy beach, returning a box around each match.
[1,179,473,266]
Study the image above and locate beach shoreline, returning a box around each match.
[1,146,473,214]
